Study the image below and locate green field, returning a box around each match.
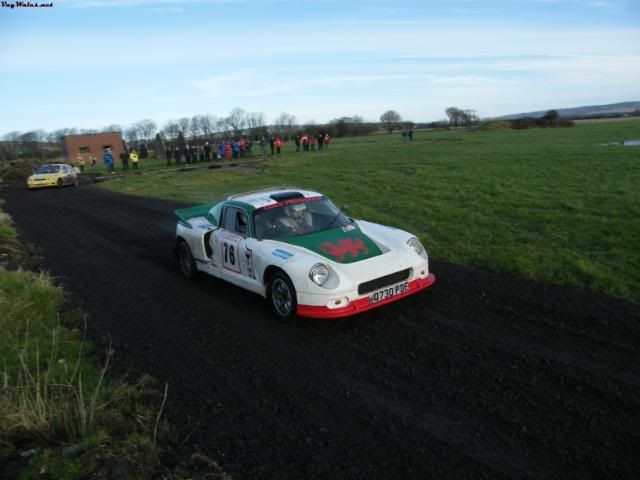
[101,120,640,302]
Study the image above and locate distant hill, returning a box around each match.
[496,101,640,120]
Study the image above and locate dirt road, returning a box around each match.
[2,184,639,479]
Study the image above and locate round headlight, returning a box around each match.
[407,237,424,256]
[309,263,329,286]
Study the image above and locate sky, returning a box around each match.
[0,0,639,135]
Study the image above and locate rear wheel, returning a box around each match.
[177,240,198,279]
[268,271,297,322]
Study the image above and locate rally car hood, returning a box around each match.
[276,222,382,264]
[30,174,58,180]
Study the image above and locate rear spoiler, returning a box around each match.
[175,203,217,228]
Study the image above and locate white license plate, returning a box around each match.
[368,281,409,304]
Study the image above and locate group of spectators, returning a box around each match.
[95,132,333,173]
[164,133,331,166]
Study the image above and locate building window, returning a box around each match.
[79,146,90,153]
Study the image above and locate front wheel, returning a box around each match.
[268,271,297,322]
[177,240,198,279]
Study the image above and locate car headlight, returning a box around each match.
[407,237,425,256]
[309,263,329,286]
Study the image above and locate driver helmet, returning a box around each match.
[285,203,306,218]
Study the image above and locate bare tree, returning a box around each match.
[380,110,402,133]
[125,125,141,144]
[189,115,203,140]
[273,112,296,131]
[101,124,122,133]
[46,128,78,143]
[200,114,217,139]
[162,120,181,142]
[177,117,191,136]
[134,119,157,142]
[225,108,246,134]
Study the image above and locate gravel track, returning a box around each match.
[2,184,639,479]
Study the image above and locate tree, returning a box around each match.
[135,119,157,142]
[125,125,141,145]
[189,115,203,140]
[225,108,246,134]
[101,124,122,133]
[177,117,191,137]
[162,121,181,142]
[380,110,402,133]
[446,107,463,127]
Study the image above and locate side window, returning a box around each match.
[222,207,249,236]
[222,207,237,231]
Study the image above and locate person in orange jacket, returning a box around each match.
[274,136,282,154]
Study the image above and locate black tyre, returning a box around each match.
[268,271,297,322]
[177,240,198,279]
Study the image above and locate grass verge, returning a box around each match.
[0,205,230,479]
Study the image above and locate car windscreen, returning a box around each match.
[253,196,351,240]
[35,165,61,174]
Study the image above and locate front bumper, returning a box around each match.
[297,273,436,319]
[28,179,59,188]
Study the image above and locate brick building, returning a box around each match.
[62,132,124,164]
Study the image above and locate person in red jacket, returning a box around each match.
[323,134,330,149]
[225,141,232,160]
[274,136,282,154]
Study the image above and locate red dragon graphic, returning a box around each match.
[319,237,369,262]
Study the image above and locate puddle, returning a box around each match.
[598,139,640,146]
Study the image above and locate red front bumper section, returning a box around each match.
[297,273,436,319]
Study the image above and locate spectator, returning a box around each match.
[225,140,232,160]
[246,139,253,157]
[269,136,275,155]
[166,146,173,166]
[120,148,129,171]
[301,134,309,151]
[309,135,317,151]
[239,138,246,157]
[232,139,240,159]
[130,149,139,170]
[317,133,324,151]
[175,146,182,165]
[260,136,267,156]
[275,136,282,154]
[184,145,192,164]
[204,142,211,162]
[103,147,115,174]
[408,129,413,141]
[89,152,97,169]
[323,134,330,149]
[295,135,301,152]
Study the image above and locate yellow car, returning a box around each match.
[27,164,79,189]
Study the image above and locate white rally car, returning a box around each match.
[175,188,435,321]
